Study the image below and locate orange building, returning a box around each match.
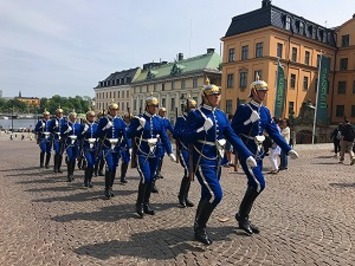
[221,0,355,126]
[15,91,40,107]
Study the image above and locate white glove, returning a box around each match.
[129,148,132,156]
[197,118,213,133]
[169,153,176,162]
[246,156,257,168]
[82,124,89,133]
[138,117,146,128]
[102,121,112,130]
[288,150,299,159]
[64,125,72,134]
[244,110,260,125]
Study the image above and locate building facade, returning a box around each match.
[221,0,355,126]
[94,68,141,116]
[131,49,222,123]
[15,91,40,107]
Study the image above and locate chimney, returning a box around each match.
[178,52,184,61]
[207,48,215,54]
[262,0,271,8]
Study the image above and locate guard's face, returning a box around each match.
[70,115,77,122]
[56,112,63,118]
[252,89,267,103]
[206,93,221,107]
[109,108,119,116]
[147,104,158,115]
[87,114,96,123]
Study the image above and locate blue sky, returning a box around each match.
[0,0,354,98]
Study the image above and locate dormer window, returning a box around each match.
[285,16,291,30]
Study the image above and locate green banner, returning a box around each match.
[274,61,285,118]
[316,56,330,125]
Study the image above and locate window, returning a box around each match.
[353,81,355,94]
[240,72,248,88]
[171,80,175,90]
[193,78,198,88]
[305,51,310,65]
[162,98,166,108]
[317,54,321,68]
[181,79,186,89]
[254,70,262,80]
[228,48,235,62]
[277,43,283,58]
[336,105,345,117]
[285,16,291,30]
[162,83,165,91]
[134,99,137,110]
[256,42,263,58]
[139,99,143,111]
[303,77,309,90]
[154,84,157,92]
[290,74,296,89]
[109,92,112,99]
[118,91,120,98]
[122,102,125,110]
[291,47,297,62]
[340,58,348,71]
[170,97,175,110]
[341,34,350,47]
[241,45,249,60]
[126,90,129,97]
[352,105,355,117]
[227,74,234,88]
[338,81,346,94]
[299,22,304,35]
[226,100,233,115]
[288,101,294,114]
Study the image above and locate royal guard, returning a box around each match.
[35,110,52,168]
[63,111,83,182]
[94,110,105,176]
[119,112,132,184]
[173,98,197,208]
[181,79,256,245]
[80,110,99,188]
[97,102,130,199]
[49,107,66,173]
[153,107,174,193]
[128,95,176,218]
[231,78,299,235]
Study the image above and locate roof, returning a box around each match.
[224,4,336,46]
[95,67,141,88]
[133,51,222,84]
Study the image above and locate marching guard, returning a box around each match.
[97,102,130,199]
[63,111,83,182]
[127,95,176,218]
[181,79,257,245]
[80,110,99,188]
[231,79,299,235]
[35,110,53,168]
[94,110,105,176]
[50,107,66,173]
[173,98,197,208]
[119,112,132,184]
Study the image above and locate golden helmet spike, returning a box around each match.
[69,109,77,118]
[56,105,64,114]
[109,99,119,110]
[145,93,159,107]
[201,77,221,97]
[43,108,50,116]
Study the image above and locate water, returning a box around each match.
[0,118,38,131]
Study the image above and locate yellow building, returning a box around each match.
[221,0,355,126]
[15,92,40,107]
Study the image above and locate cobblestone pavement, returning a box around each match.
[1,138,355,265]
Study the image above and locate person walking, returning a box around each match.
[181,79,257,245]
[50,107,66,173]
[279,118,291,171]
[128,95,176,218]
[330,123,343,157]
[339,118,355,165]
[231,78,299,235]
[34,110,52,168]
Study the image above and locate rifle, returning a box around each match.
[175,107,180,164]
[128,106,137,169]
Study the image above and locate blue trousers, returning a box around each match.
[136,154,158,185]
[240,158,266,193]
[84,149,97,169]
[39,139,52,153]
[104,149,120,172]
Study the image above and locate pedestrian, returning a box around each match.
[34,110,52,168]
[173,98,197,208]
[97,102,130,199]
[330,123,343,157]
[80,110,99,188]
[63,111,82,182]
[49,107,66,173]
[231,78,299,235]
[128,95,176,218]
[279,118,291,170]
[181,79,257,245]
[267,120,281,174]
[339,118,355,165]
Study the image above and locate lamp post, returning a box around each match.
[11,106,14,134]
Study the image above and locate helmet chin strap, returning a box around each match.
[253,89,263,103]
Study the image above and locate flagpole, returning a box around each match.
[275,58,279,117]
[312,54,323,144]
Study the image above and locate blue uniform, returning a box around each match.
[35,118,52,154]
[231,100,291,192]
[173,115,190,177]
[63,121,83,162]
[128,112,172,185]
[182,104,252,207]
[81,121,99,168]
[49,116,66,155]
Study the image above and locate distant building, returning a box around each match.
[15,91,40,107]
[131,49,222,122]
[220,0,355,124]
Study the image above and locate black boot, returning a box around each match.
[40,152,45,168]
[57,155,63,173]
[87,168,94,188]
[104,170,111,199]
[151,177,159,193]
[98,159,105,176]
[45,152,51,168]
[155,158,164,179]
[194,199,215,245]
[109,169,116,197]
[178,176,194,208]
[143,182,155,215]
[84,168,89,187]
[70,161,76,180]
[136,181,146,218]
[67,161,73,182]
[120,163,128,183]
[236,187,260,235]
[53,154,58,173]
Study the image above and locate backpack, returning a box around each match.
[336,130,342,140]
